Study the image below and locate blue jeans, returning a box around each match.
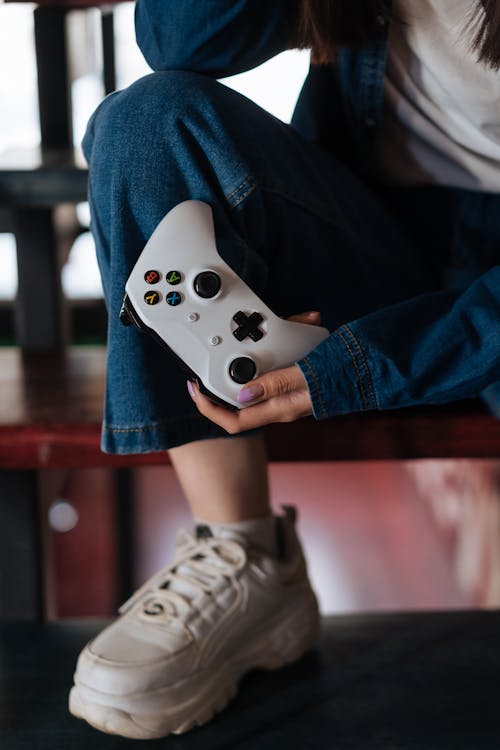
[83,71,499,454]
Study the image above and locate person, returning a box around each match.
[69,0,500,739]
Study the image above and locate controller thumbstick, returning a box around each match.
[194,271,221,299]
[229,357,257,384]
[119,301,132,326]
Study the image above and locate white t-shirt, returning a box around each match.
[377,0,500,191]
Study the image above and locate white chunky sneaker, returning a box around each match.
[69,505,320,740]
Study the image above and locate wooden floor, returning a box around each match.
[1,611,500,749]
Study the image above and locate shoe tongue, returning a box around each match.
[195,523,247,548]
[166,526,236,601]
[195,524,214,540]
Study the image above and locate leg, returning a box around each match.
[169,434,270,523]
[70,72,436,739]
[82,69,436,455]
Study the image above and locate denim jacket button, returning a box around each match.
[376,14,387,26]
[365,117,376,128]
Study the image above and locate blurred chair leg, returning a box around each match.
[115,468,135,605]
[13,207,68,351]
[101,9,117,95]
[0,471,43,621]
[34,6,72,150]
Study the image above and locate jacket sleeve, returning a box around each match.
[297,266,500,417]
[135,0,298,78]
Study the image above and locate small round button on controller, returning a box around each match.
[144,270,161,284]
[144,291,161,305]
[166,270,182,285]
[229,357,257,384]
[166,291,182,306]
[193,271,221,299]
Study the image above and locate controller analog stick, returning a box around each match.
[119,303,132,326]
[229,357,257,384]
[194,271,221,299]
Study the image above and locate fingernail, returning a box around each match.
[237,383,264,404]
[187,380,196,400]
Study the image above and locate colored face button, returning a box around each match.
[144,270,160,284]
[144,291,161,305]
[166,270,182,285]
[166,291,182,306]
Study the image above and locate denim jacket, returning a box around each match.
[135,0,500,417]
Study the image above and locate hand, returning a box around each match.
[187,312,321,434]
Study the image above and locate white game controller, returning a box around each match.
[120,200,329,409]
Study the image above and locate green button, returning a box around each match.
[166,270,182,285]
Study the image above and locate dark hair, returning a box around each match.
[469,0,500,70]
[296,0,500,70]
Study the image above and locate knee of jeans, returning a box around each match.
[82,70,223,166]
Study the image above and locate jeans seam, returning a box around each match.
[232,183,257,207]
[104,416,205,433]
[301,357,327,419]
[343,324,378,409]
[225,175,257,208]
[336,328,370,410]
[226,175,253,200]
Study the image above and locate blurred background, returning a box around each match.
[1,2,499,620]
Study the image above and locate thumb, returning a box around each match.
[236,365,305,405]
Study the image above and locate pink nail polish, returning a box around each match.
[237,383,264,403]
[187,380,196,399]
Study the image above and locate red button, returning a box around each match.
[145,270,161,284]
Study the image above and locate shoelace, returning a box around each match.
[118,530,247,620]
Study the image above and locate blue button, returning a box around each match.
[166,291,182,306]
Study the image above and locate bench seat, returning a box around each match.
[1,345,499,469]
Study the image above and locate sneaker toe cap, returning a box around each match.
[75,619,193,696]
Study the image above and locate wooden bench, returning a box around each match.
[1,344,499,620]
[1,345,499,469]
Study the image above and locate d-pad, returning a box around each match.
[232,311,264,342]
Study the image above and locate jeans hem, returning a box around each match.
[101,415,231,454]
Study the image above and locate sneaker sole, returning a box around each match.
[69,599,319,740]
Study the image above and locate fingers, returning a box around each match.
[287,311,321,325]
[236,365,306,405]
[187,365,312,433]
[185,313,319,433]
[190,383,309,433]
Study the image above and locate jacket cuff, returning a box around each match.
[297,324,378,419]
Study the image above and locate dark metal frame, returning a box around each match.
[2,4,125,622]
